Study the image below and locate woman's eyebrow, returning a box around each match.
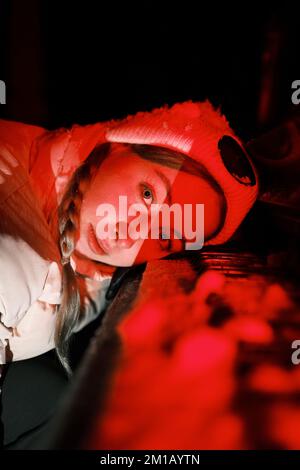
[154,169,172,205]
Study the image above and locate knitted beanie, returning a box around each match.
[103,100,259,246]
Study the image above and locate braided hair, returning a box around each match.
[54,142,111,374]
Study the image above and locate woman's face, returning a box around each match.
[75,143,225,266]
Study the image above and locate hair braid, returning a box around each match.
[54,142,111,374]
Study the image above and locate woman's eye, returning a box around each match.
[142,186,154,205]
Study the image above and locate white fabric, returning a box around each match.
[0,237,112,364]
[0,139,113,367]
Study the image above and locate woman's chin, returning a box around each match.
[75,238,107,262]
[75,241,129,267]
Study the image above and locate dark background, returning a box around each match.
[0,1,299,141]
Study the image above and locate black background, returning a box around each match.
[0,1,299,141]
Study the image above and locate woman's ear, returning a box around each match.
[218,135,256,186]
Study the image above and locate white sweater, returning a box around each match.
[0,236,112,363]
[0,138,112,365]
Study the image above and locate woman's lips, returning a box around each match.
[88,223,107,256]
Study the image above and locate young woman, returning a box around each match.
[0,100,259,376]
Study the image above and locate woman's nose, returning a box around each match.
[114,221,135,249]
